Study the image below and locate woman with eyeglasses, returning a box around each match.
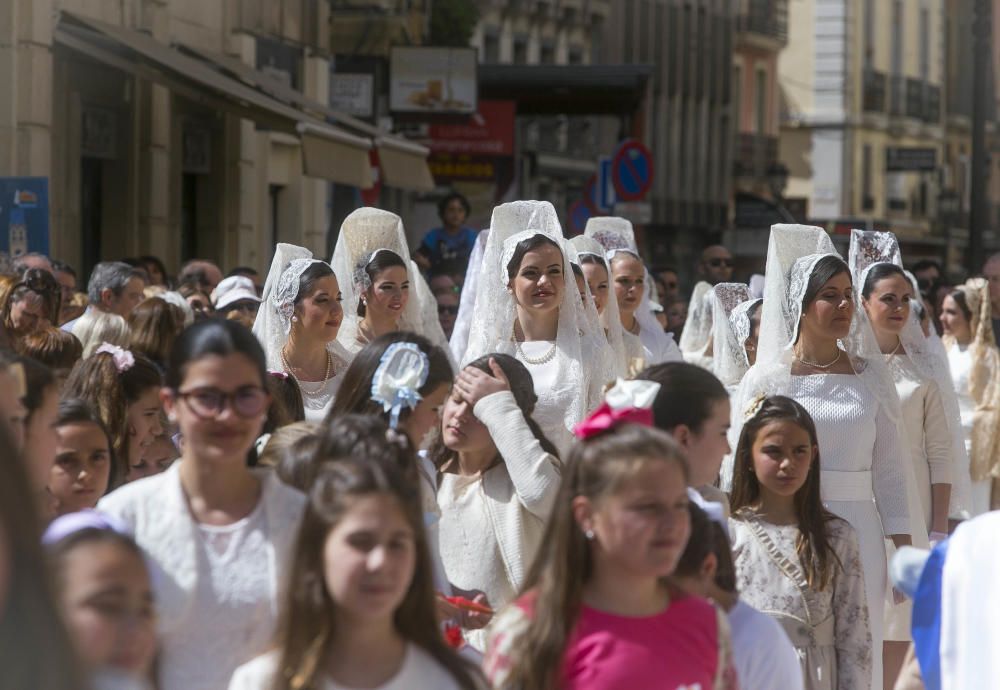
[0,267,60,339]
[98,319,306,690]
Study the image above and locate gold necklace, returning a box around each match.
[281,347,333,395]
[795,349,841,370]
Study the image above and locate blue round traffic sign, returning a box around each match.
[611,139,654,201]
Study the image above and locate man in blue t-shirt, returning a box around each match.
[414,192,478,280]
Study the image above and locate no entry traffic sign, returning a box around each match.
[611,139,654,201]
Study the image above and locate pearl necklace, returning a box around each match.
[795,349,841,370]
[281,347,333,395]
[512,324,557,365]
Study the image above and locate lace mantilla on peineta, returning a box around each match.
[273,258,325,332]
[331,207,452,360]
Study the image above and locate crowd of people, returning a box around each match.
[1,195,998,690]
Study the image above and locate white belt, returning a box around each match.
[821,470,874,502]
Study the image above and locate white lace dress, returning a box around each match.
[787,373,910,690]
[730,512,872,690]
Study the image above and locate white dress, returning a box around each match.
[514,341,577,456]
[638,324,683,366]
[947,344,992,516]
[889,354,953,528]
[299,371,347,423]
[787,373,910,690]
[228,644,466,690]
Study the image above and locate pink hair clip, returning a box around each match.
[95,343,135,372]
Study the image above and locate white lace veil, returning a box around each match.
[679,280,715,363]
[330,208,452,360]
[849,229,972,517]
[584,216,681,365]
[569,234,630,378]
[462,200,615,433]
[449,229,488,362]
[252,242,353,371]
[710,283,752,388]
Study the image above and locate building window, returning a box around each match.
[513,36,528,65]
[733,62,743,133]
[864,0,876,71]
[483,29,500,63]
[568,47,584,65]
[920,6,930,80]
[754,67,767,134]
[540,41,555,65]
[862,144,874,211]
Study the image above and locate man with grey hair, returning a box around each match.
[61,261,146,332]
[983,253,1000,346]
[11,252,53,275]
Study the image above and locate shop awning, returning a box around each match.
[178,44,435,192]
[54,12,374,188]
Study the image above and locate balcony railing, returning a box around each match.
[876,74,941,123]
[863,70,887,113]
[735,0,789,45]
[733,133,778,178]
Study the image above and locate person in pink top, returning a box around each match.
[485,381,738,690]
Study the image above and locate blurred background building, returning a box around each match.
[1,0,998,279]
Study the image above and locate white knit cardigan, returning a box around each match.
[454,391,562,593]
[98,462,306,688]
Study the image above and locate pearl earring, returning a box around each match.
[291,315,298,322]
[584,529,595,540]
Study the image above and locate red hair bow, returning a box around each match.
[573,402,653,439]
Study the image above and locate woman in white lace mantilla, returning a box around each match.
[849,230,955,684]
[939,278,1000,516]
[252,244,353,422]
[462,200,615,456]
[568,234,639,378]
[330,207,451,359]
[728,224,912,690]
[584,217,682,366]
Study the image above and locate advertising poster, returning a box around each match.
[0,177,50,273]
[390,47,477,114]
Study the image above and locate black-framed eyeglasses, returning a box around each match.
[438,304,459,316]
[174,386,270,419]
[708,258,734,268]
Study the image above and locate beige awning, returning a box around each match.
[179,44,436,191]
[55,12,374,188]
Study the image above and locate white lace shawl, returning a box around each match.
[450,229,489,362]
[462,200,615,437]
[710,283,753,388]
[680,280,714,363]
